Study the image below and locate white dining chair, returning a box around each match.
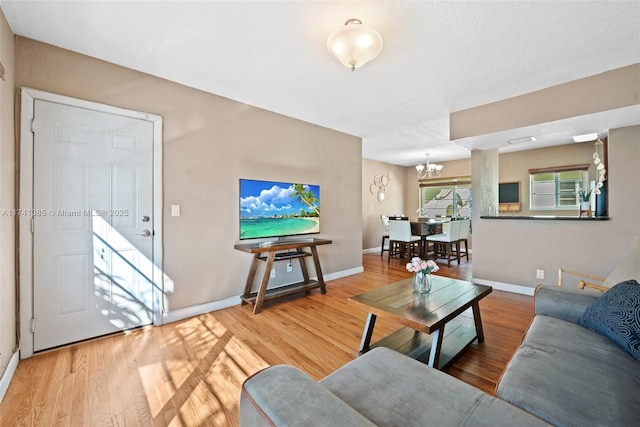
[455,219,471,262]
[387,220,421,264]
[380,215,390,257]
[426,220,462,267]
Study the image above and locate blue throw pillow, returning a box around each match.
[579,279,640,361]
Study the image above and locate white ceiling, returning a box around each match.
[2,1,639,166]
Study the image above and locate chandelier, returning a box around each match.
[416,153,443,179]
[327,18,383,71]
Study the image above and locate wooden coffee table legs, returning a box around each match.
[471,301,485,343]
[427,301,485,368]
[358,311,447,369]
[358,301,486,370]
[358,313,377,353]
[427,328,443,368]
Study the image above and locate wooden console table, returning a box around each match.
[234,238,332,314]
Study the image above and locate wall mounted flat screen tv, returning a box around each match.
[239,179,320,240]
[499,182,520,203]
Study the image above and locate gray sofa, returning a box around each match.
[496,284,639,426]
[240,284,639,426]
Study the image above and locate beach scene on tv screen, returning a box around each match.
[240,180,320,239]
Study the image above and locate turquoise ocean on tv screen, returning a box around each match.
[240,217,317,239]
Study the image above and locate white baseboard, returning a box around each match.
[473,278,536,296]
[161,265,364,324]
[362,247,382,254]
[323,266,364,281]
[162,295,240,324]
[0,351,19,404]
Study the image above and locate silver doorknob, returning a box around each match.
[135,229,151,237]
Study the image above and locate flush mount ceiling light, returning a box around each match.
[416,153,443,179]
[573,133,599,143]
[327,18,383,71]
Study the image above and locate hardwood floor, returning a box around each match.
[0,253,534,426]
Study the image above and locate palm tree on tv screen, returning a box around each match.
[292,184,319,217]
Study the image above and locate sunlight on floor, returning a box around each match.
[135,314,270,424]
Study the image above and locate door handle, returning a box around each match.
[135,229,151,237]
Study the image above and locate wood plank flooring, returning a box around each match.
[0,253,534,426]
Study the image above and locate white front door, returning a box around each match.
[32,99,155,351]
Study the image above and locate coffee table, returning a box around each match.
[348,275,492,370]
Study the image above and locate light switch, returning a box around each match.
[171,204,181,217]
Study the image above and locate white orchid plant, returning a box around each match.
[406,257,439,275]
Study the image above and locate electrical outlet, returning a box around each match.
[270,268,276,279]
[536,269,545,280]
[286,262,293,273]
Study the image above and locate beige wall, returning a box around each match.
[0,8,15,383]
[473,124,640,288]
[14,37,362,312]
[499,141,598,216]
[451,64,640,139]
[361,159,408,251]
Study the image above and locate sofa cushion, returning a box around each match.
[535,284,600,323]
[497,315,640,427]
[321,347,548,427]
[578,279,640,361]
[241,365,376,426]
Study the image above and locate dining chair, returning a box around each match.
[387,220,421,264]
[426,220,462,267]
[381,215,409,257]
[455,219,471,262]
[380,215,390,257]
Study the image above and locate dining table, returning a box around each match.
[410,219,446,258]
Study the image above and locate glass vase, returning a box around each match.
[413,271,432,294]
